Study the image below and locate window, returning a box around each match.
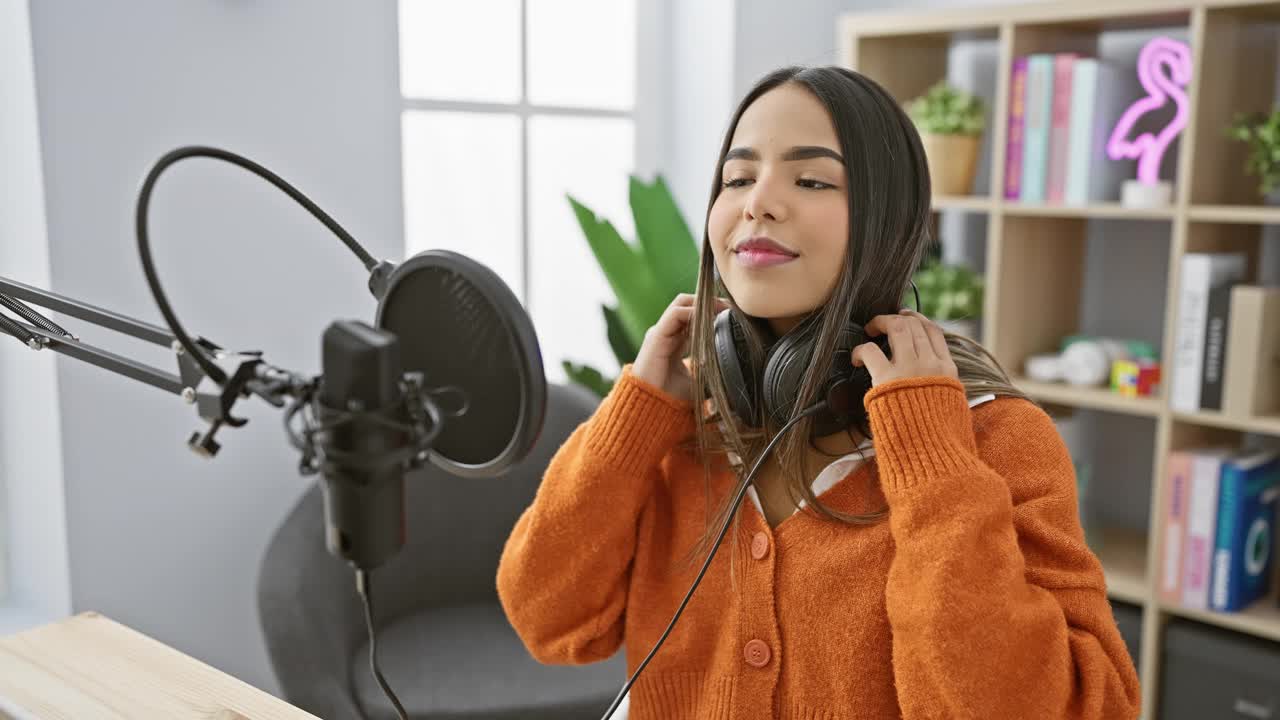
[398,0,638,385]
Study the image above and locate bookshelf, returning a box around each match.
[840,1,1280,717]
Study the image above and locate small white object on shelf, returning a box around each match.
[1026,353,1065,382]
[1061,340,1112,387]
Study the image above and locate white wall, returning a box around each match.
[0,0,72,636]
[659,0,738,236]
[23,0,404,695]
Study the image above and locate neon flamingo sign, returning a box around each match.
[1106,37,1192,187]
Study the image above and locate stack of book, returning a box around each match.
[1004,53,1134,204]
[1170,252,1280,417]
[1159,447,1280,613]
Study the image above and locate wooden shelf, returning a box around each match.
[1188,204,1280,224]
[1012,377,1163,417]
[932,194,994,212]
[1171,409,1280,437]
[1161,594,1280,644]
[1096,529,1149,605]
[840,3,1280,714]
[1002,202,1176,220]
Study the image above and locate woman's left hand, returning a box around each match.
[851,309,959,387]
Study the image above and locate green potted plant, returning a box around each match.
[563,175,700,398]
[906,81,986,196]
[1226,108,1280,203]
[907,259,985,339]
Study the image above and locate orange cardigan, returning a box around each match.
[497,365,1142,719]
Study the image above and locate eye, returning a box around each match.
[797,178,834,189]
[721,177,753,189]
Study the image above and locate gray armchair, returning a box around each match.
[258,382,628,720]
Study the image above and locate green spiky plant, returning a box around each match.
[564,175,699,398]
[1227,108,1280,197]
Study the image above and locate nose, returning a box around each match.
[743,174,785,223]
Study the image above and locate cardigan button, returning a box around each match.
[750,532,770,560]
[743,639,771,668]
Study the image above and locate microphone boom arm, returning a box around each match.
[0,274,305,457]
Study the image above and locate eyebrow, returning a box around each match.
[723,145,844,164]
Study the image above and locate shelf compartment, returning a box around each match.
[844,27,1003,198]
[1097,527,1150,604]
[991,216,1088,374]
[1186,4,1280,206]
[994,215,1169,392]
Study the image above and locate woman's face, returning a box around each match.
[708,82,850,336]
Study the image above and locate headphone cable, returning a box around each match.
[598,400,827,720]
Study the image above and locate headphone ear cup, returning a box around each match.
[713,309,759,425]
[834,328,890,429]
[761,322,890,436]
[761,332,809,427]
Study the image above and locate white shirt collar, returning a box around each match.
[746,393,997,519]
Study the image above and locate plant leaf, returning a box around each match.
[630,175,700,301]
[603,304,639,365]
[568,194,667,348]
[562,360,614,399]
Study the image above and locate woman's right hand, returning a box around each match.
[631,293,730,404]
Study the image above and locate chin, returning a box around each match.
[733,295,820,323]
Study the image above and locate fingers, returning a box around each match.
[900,308,949,358]
[901,309,934,358]
[850,341,890,376]
[864,313,918,361]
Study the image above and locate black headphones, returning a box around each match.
[712,282,921,437]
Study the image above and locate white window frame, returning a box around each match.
[398,0,663,313]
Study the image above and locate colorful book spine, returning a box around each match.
[1019,54,1055,204]
[1064,59,1097,205]
[1160,451,1193,603]
[1211,450,1280,612]
[1222,286,1280,417]
[1182,449,1233,609]
[1199,283,1234,411]
[1171,253,1248,413]
[1045,53,1077,203]
[1004,56,1028,199]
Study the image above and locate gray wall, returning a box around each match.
[26,0,403,695]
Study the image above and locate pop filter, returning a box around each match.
[374,249,545,479]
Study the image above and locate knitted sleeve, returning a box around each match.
[496,364,695,665]
[867,375,1142,720]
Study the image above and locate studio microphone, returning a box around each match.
[315,320,412,571]
[283,248,549,573]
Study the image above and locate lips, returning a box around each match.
[733,236,797,269]
[734,236,797,256]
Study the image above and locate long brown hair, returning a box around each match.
[683,65,1036,565]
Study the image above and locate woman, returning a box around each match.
[497,65,1141,720]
